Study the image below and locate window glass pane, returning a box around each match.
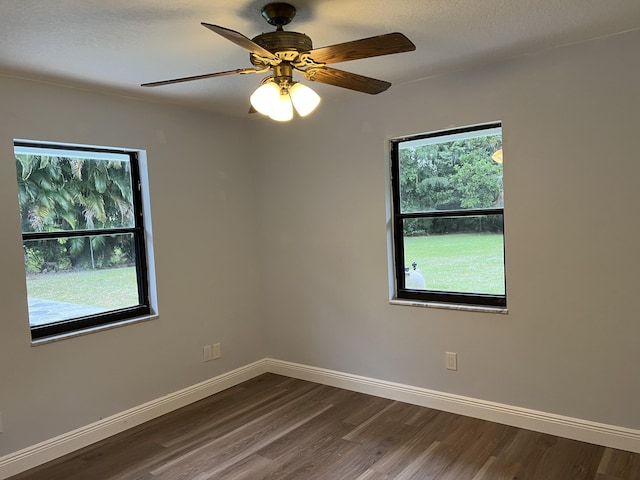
[402,215,505,295]
[15,151,134,233]
[398,132,503,213]
[24,234,141,327]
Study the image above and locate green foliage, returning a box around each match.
[451,159,502,209]
[24,248,44,273]
[16,154,134,232]
[16,152,135,271]
[398,133,503,236]
[57,255,72,271]
[24,240,73,273]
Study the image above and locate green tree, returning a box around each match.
[450,156,502,208]
[16,153,135,270]
[398,134,503,235]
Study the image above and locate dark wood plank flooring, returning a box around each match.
[9,373,640,479]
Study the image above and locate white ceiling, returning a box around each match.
[2,0,640,118]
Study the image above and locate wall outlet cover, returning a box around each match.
[446,352,458,371]
[212,343,221,360]
[203,345,213,362]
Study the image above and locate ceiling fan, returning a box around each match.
[141,2,416,120]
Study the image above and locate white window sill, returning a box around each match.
[389,299,508,314]
[31,314,159,346]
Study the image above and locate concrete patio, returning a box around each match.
[28,298,107,327]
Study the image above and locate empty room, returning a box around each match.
[1,1,640,479]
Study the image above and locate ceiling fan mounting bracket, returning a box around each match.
[261,3,297,30]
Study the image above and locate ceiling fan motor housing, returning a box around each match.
[250,31,313,65]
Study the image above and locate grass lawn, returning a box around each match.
[404,233,505,294]
[26,266,139,309]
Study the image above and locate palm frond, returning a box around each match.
[93,169,108,194]
[16,154,36,180]
[70,158,84,180]
[60,212,78,230]
[69,237,86,256]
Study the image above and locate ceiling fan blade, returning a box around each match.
[201,23,277,60]
[141,69,250,87]
[309,67,391,94]
[308,33,415,65]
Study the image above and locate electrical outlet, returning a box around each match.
[446,352,458,371]
[212,342,221,360]
[203,345,213,362]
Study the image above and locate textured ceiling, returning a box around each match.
[2,0,640,117]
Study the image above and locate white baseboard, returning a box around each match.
[3,358,639,479]
[0,360,268,480]
[265,358,640,454]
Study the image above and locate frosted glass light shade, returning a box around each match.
[290,83,321,117]
[250,82,280,115]
[269,93,294,122]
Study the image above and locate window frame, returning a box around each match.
[390,123,506,308]
[15,141,151,339]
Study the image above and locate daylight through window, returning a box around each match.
[390,123,506,307]
[15,141,151,339]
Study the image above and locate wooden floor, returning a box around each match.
[9,373,640,480]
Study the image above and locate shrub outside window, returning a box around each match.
[15,141,151,339]
[390,123,506,307]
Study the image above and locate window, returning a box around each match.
[15,141,151,339]
[390,123,506,307]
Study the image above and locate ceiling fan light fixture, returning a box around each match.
[250,79,320,121]
[250,81,281,115]
[290,83,321,117]
[268,92,294,121]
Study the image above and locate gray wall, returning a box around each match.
[0,80,266,455]
[1,27,639,457]
[256,29,640,430]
